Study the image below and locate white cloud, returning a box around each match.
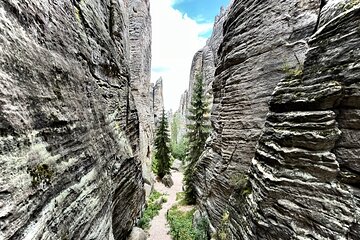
[150,0,212,111]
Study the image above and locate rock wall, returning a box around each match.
[152,77,164,126]
[192,0,360,238]
[240,3,360,238]
[0,0,150,239]
[128,0,154,194]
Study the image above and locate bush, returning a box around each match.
[167,206,196,240]
[171,137,188,161]
[194,217,209,240]
[167,192,208,240]
[138,191,165,229]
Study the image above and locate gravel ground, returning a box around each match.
[148,171,184,240]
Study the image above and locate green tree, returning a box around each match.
[171,112,188,160]
[154,109,172,179]
[184,73,210,204]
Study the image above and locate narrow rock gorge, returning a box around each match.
[1,0,360,239]
[186,0,360,239]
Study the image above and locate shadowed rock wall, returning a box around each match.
[0,0,150,239]
[190,0,360,238]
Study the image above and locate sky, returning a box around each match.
[150,0,230,111]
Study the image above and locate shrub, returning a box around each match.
[138,190,165,229]
[171,137,188,161]
[167,192,208,240]
[167,206,196,240]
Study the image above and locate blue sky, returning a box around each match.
[173,0,230,38]
[150,0,231,110]
[173,0,229,22]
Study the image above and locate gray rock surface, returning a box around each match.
[171,159,183,171]
[128,0,154,196]
[152,77,164,126]
[240,4,360,239]
[161,174,174,188]
[127,227,147,240]
[191,0,360,239]
[0,0,150,239]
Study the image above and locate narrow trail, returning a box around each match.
[148,171,184,240]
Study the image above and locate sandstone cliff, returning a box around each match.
[152,77,164,126]
[191,0,360,239]
[128,0,154,195]
[0,0,150,239]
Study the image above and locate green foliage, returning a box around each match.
[194,218,209,240]
[170,112,188,160]
[167,206,208,240]
[28,164,54,187]
[138,190,165,229]
[230,173,252,197]
[151,153,158,175]
[282,63,303,79]
[172,137,188,161]
[212,211,230,240]
[175,192,187,206]
[167,192,208,240]
[167,206,196,240]
[154,110,172,179]
[184,73,211,204]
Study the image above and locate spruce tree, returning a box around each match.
[154,109,171,179]
[184,73,211,204]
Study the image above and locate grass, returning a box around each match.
[282,63,303,79]
[176,192,187,205]
[167,192,208,240]
[167,206,196,240]
[138,190,166,229]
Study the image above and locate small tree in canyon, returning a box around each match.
[184,73,211,204]
[154,109,171,179]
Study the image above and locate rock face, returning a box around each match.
[241,4,360,238]
[191,0,360,239]
[0,0,150,239]
[128,0,154,193]
[152,77,164,126]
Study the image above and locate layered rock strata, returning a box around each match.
[128,0,154,194]
[0,0,149,239]
[239,4,360,238]
[192,0,360,238]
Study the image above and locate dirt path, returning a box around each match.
[148,171,183,240]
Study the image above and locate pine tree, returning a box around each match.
[184,73,211,204]
[154,109,171,179]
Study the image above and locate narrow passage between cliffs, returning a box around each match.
[147,170,184,240]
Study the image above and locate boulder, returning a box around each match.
[127,227,147,240]
[161,174,174,188]
[171,159,183,171]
